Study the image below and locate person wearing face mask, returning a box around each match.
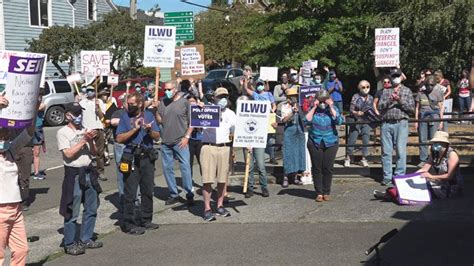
[305,90,343,202]
[79,86,107,181]
[156,81,195,206]
[374,131,463,202]
[373,76,392,116]
[345,80,374,168]
[116,93,161,235]
[57,102,103,255]
[99,89,117,166]
[273,73,291,105]
[457,70,471,122]
[378,69,415,186]
[323,69,344,113]
[198,87,236,221]
[415,76,444,167]
[434,70,451,131]
[310,73,323,86]
[278,87,306,187]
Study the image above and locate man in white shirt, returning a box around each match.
[80,86,107,181]
[199,87,236,221]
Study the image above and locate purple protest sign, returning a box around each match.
[190,105,221,128]
[0,55,45,128]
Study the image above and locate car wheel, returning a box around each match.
[45,106,65,126]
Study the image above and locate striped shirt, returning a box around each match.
[305,108,344,147]
[378,85,415,121]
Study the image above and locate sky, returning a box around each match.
[113,0,212,13]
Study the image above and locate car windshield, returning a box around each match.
[205,70,227,80]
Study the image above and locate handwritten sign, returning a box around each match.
[190,105,220,128]
[259,67,278,82]
[0,51,47,89]
[393,173,431,205]
[375,28,400,67]
[181,47,205,76]
[81,50,110,79]
[143,26,176,68]
[0,55,45,128]
[233,100,271,148]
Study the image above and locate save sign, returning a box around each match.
[81,50,110,77]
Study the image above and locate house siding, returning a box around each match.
[73,0,114,27]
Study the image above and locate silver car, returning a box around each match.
[42,79,75,126]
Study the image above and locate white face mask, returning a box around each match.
[392,77,402,85]
[361,88,370,95]
[314,78,322,84]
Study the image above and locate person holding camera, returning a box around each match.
[57,102,103,255]
[378,69,415,186]
[116,93,161,235]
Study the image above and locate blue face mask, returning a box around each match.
[71,114,82,126]
[165,90,174,99]
[432,143,443,152]
[0,141,10,152]
[217,98,228,109]
[87,91,95,98]
[81,88,87,94]
[257,85,264,92]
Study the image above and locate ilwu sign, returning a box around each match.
[143,26,176,68]
[233,100,271,148]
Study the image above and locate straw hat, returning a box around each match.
[286,87,298,96]
[429,131,450,144]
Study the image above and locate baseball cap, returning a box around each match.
[65,102,84,116]
[215,87,229,97]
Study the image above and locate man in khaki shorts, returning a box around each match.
[200,87,236,221]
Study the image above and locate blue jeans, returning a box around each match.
[265,134,276,160]
[458,96,472,117]
[418,120,439,162]
[64,174,98,246]
[114,143,125,198]
[334,101,343,113]
[381,120,408,182]
[161,143,194,199]
[245,148,268,190]
[347,124,371,157]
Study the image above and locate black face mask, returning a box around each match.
[128,105,139,116]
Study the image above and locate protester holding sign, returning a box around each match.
[278,87,306,187]
[305,90,343,202]
[323,67,344,113]
[415,76,444,167]
[378,69,415,186]
[457,70,471,121]
[156,81,195,206]
[345,80,374,168]
[0,99,37,265]
[199,87,236,221]
[273,73,290,105]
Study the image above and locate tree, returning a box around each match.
[211,0,229,7]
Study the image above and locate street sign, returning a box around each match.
[164,11,194,42]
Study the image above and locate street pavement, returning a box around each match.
[7,126,474,265]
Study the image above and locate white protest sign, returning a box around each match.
[66,73,82,83]
[259,67,278,81]
[443,98,453,119]
[393,173,431,205]
[303,60,318,69]
[180,47,205,76]
[233,100,271,148]
[0,50,48,88]
[375,28,400,67]
[143,26,176,68]
[108,74,119,85]
[81,50,110,79]
[0,55,45,128]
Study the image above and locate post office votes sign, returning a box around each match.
[81,50,110,77]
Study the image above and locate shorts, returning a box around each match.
[32,128,44,145]
[200,145,230,184]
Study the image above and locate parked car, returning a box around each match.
[202,68,244,94]
[42,79,75,126]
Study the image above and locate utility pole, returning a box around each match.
[130,0,137,20]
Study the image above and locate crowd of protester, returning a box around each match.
[0,63,472,262]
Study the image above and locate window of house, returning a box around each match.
[29,0,49,27]
[88,0,97,21]
[246,0,255,4]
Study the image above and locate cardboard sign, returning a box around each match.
[259,67,278,82]
[190,105,220,128]
[0,55,45,128]
[143,26,176,68]
[81,50,110,78]
[299,85,322,106]
[267,113,276,134]
[108,74,119,85]
[443,98,453,119]
[375,28,400,67]
[66,73,82,83]
[233,100,271,148]
[303,60,318,69]
[0,50,47,89]
[172,44,205,80]
[393,173,431,205]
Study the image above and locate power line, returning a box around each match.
[180,0,229,13]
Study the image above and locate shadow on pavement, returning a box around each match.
[364,181,474,265]
[28,187,49,205]
[277,188,315,200]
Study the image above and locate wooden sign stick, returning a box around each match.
[243,148,252,193]
[154,67,160,102]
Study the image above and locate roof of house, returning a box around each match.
[116,6,164,25]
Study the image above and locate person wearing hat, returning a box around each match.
[198,87,236,221]
[278,87,306,187]
[98,89,117,166]
[345,80,375,168]
[305,90,343,202]
[374,131,463,201]
[79,86,107,181]
[378,68,415,186]
[57,102,103,255]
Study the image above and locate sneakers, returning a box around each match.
[142,222,160,230]
[261,188,270,197]
[80,240,103,249]
[65,242,86,256]
[216,207,231,217]
[380,179,393,186]
[165,196,181,205]
[203,210,216,222]
[373,190,387,200]
[282,178,289,188]
[126,226,146,235]
[244,190,254,198]
[186,197,195,207]
[32,173,45,180]
[344,159,351,167]
[360,159,369,168]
